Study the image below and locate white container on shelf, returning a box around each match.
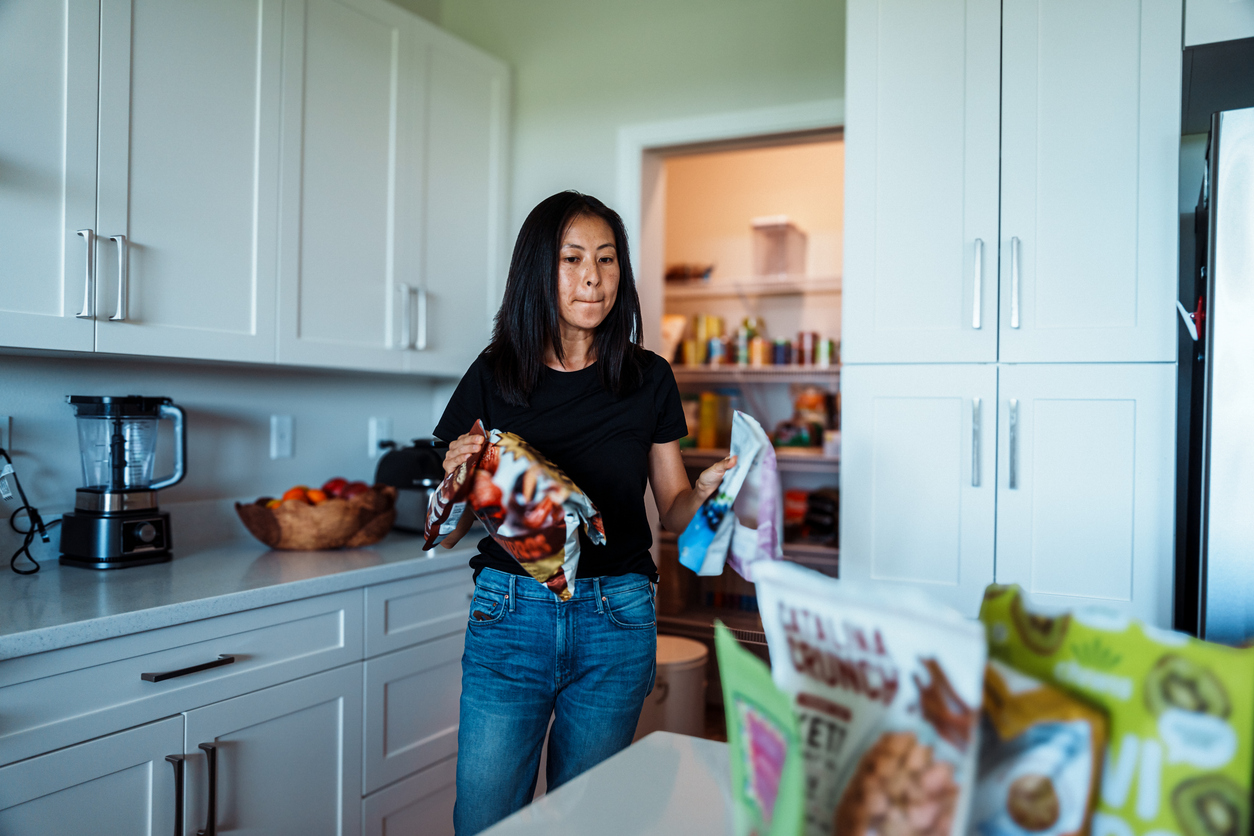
[633,635,708,741]
[751,215,807,277]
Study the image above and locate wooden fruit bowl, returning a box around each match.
[235,485,397,550]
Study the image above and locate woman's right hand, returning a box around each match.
[443,431,485,476]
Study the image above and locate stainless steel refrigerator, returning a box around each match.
[1177,105,1254,644]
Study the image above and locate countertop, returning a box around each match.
[483,731,732,836]
[0,532,477,661]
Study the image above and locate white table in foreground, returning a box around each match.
[482,731,733,836]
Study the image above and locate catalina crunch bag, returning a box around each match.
[979,584,1254,836]
[755,562,987,836]
[423,420,604,600]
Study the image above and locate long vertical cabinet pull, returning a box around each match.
[75,229,95,319]
[972,239,983,329]
[197,743,217,836]
[1010,237,1021,329]
[971,398,982,487]
[398,284,413,349]
[415,286,428,350]
[108,234,128,321]
[165,755,185,836]
[1008,399,1019,489]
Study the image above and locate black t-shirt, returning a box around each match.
[434,349,688,582]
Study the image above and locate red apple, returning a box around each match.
[341,481,371,498]
[321,477,349,498]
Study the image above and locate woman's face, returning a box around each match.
[556,213,619,335]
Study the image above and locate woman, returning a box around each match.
[434,191,735,835]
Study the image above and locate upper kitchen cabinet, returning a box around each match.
[842,0,1001,365]
[277,0,509,375]
[0,0,100,353]
[407,29,509,377]
[92,0,283,363]
[999,0,1181,363]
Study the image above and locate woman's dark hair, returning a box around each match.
[484,191,644,406]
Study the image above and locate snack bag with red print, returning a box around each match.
[755,561,987,836]
[423,421,603,601]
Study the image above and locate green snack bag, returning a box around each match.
[716,621,805,836]
[979,585,1254,836]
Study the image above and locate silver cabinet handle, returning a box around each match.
[971,397,981,487]
[415,286,427,351]
[75,229,95,319]
[1010,236,1021,329]
[1008,399,1019,489]
[972,238,983,329]
[398,283,413,349]
[108,234,128,321]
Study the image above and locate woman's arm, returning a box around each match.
[648,440,737,534]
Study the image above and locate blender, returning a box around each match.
[59,396,187,569]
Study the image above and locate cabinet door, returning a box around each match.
[0,716,182,834]
[0,0,99,352]
[184,664,363,836]
[996,364,1176,625]
[406,27,509,377]
[999,0,1181,362]
[363,632,463,794]
[363,756,455,836]
[839,364,998,616]
[276,0,425,373]
[94,0,282,363]
[842,0,1000,364]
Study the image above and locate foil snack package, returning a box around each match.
[754,561,987,836]
[679,411,779,579]
[980,585,1254,836]
[423,420,604,601]
[971,659,1108,836]
[716,621,806,836]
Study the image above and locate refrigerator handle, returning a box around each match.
[1177,299,1200,342]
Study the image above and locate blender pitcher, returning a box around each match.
[60,396,187,569]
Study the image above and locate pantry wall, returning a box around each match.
[638,130,844,725]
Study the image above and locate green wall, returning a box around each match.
[437,0,845,237]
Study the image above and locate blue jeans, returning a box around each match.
[453,568,658,836]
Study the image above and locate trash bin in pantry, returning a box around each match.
[633,634,709,740]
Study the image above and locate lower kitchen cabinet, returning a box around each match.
[364,755,457,836]
[0,715,183,834]
[839,364,999,616]
[183,663,364,836]
[364,632,464,794]
[995,363,1176,625]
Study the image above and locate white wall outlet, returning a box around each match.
[270,414,294,459]
[0,416,10,452]
[368,417,393,459]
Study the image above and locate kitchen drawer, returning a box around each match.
[0,589,363,767]
[363,632,462,794]
[364,567,473,657]
[363,755,456,836]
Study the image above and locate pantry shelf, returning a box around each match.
[671,366,840,385]
[664,276,842,301]
[681,447,839,473]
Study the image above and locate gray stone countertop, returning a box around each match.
[0,532,478,661]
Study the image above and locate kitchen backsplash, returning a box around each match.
[0,351,458,564]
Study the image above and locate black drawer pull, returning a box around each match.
[165,755,185,836]
[141,654,236,682]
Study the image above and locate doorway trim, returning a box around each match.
[616,98,844,351]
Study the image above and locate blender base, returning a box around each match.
[58,508,173,569]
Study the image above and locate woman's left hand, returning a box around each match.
[693,455,736,502]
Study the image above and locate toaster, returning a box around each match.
[374,439,447,533]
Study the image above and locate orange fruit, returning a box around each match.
[282,486,309,503]
[306,489,328,504]
[265,499,281,509]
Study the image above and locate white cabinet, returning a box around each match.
[408,30,509,376]
[999,0,1181,363]
[995,364,1176,624]
[844,0,1181,365]
[364,756,456,836]
[839,364,998,616]
[0,0,99,353]
[93,0,283,363]
[843,0,1000,365]
[1185,0,1254,46]
[0,716,183,834]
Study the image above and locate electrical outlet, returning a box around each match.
[368,417,393,459]
[0,416,10,452]
[270,414,294,459]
